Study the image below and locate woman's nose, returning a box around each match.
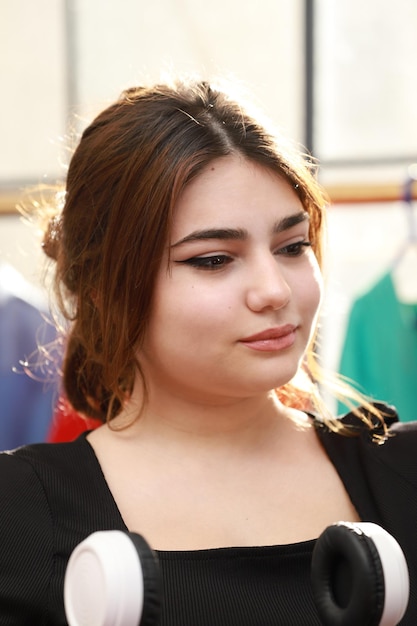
[245,255,291,312]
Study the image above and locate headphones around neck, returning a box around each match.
[64,521,409,626]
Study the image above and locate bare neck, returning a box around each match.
[105,389,310,457]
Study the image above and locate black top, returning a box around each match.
[1,405,417,625]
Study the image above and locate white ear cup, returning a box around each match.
[64,531,147,626]
[353,523,409,626]
[311,521,409,626]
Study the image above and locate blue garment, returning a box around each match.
[0,265,59,450]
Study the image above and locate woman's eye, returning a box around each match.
[277,241,312,257]
[177,254,232,270]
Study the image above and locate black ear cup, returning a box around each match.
[64,530,161,626]
[127,532,161,626]
[311,522,409,626]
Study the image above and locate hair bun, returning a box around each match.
[42,215,62,260]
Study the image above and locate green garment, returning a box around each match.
[337,271,417,421]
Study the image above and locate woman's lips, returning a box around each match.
[239,325,297,352]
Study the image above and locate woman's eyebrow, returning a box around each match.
[171,227,247,248]
[171,210,309,248]
[273,210,309,234]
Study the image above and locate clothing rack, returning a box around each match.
[325,165,417,205]
[403,166,417,243]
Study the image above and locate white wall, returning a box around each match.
[73,0,304,142]
[1,0,304,184]
[0,0,305,297]
[0,0,67,182]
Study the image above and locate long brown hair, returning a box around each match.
[42,78,387,436]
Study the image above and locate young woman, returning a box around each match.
[0,79,416,625]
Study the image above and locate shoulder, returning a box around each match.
[0,445,56,543]
[2,431,96,472]
[0,446,53,512]
[0,436,98,533]
[317,403,417,494]
[0,436,107,621]
[1,435,125,536]
[0,448,57,619]
[372,417,417,481]
[0,436,83,486]
[0,438,86,527]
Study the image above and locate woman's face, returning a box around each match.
[139,155,323,405]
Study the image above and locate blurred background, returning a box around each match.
[1,0,416,447]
